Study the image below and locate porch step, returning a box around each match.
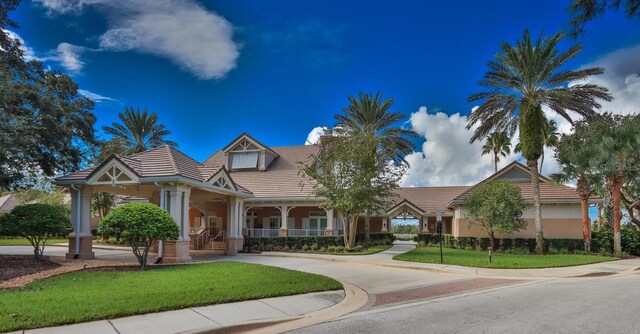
[204,241,226,251]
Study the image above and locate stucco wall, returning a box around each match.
[453,204,583,239]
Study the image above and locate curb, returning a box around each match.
[187,282,368,334]
[244,252,640,281]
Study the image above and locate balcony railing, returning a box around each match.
[288,229,326,237]
[245,228,344,238]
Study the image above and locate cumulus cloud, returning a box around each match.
[78,89,118,103]
[579,45,640,115]
[400,107,519,187]
[305,126,328,145]
[35,0,239,79]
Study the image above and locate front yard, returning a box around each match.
[393,246,616,269]
[0,261,342,332]
[0,237,68,246]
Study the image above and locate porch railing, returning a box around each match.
[288,229,326,237]
[194,228,209,249]
[246,228,280,238]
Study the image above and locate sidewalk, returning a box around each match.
[12,290,347,334]
[251,243,640,279]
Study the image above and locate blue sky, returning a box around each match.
[9,0,640,187]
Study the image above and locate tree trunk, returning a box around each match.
[580,195,591,252]
[493,152,498,173]
[605,180,614,229]
[364,215,370,242]
[597,202,603,231]
[539,151,544,174]
[527,159,545,254]
[613,176,623,256]
[348,214,358,248]
[340,212,348,247]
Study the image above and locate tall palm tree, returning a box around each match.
[467,30,611,253]
[482,131,511,173]
[335,92,419,241]
[569,0,640,36]
[552,121,601,252]
[514,119,560,173]
[102,107,177,154]
[335,92,419,165]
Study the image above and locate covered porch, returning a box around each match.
[386,199,452,234]
[55,146,254,263]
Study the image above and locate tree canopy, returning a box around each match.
[0,1,96,189]
[102,107,177,154]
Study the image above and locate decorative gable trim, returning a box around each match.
[87,159,140,186]
[222,133,279,157]
[387,199,426,218]
[207,169,237,192]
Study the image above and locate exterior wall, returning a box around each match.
[355,216,383,233]
[452,204,583,239]
[204,202,229,233]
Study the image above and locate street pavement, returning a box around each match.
[290,272,640,333]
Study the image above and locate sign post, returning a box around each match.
[436,211,443,264]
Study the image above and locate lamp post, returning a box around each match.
[436,211,443,263]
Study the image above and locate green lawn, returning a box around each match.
[0,262,342,332]
[295,244,392,256]
[393,246,616,269]
[0,238,68,246]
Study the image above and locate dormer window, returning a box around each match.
[231,151,259,169]
[222,134,280,171]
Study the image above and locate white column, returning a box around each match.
[228,196,240,237]
[168,189,182,239]
[381,216,388,233]
[181,188,191,241]
[422,215,429,233]
[70,186,93,237]
[280,206,288,230]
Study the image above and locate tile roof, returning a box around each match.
[204,145,319,198]
[0,194,17,212]
[390,186,472,213]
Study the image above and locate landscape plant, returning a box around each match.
[464,180,529,248]
[98,202,180,269]
[0,204,71,259]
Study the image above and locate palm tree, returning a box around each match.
[102,107,177,154]
[467,30,611,253]
[592,114,640,255]
[552,121,601,252]
[514,119,560,173]
[335,92,419,241]
[482,131,511,173]
[335,92,419,165]
[569,0,640,36]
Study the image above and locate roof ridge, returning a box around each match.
[167,145,204,167]
[398,185,471,189]
[164,146,180,175]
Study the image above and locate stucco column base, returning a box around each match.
[324,228,334,236]
[279,227,288,237]
[226,236,244,255]
[162,240,191,263]
[65,236,94,259]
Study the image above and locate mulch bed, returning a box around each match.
[0,255,61,282]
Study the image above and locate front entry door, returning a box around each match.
[207,216,224,237]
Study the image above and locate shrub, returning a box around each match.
[99,203,179,269]
[345,247,355,252]
[310,244,318,251]
[302,245,310,251]
[336,246,345,252]
[0,204,71,260]
[354,245,363,252]
[320,246,327,252]
[327,246,337,252]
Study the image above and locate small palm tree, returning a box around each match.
[102,107,177,154]
[467,30,611,253]
[514,119,560,173]
[552,121,601,252]
[482,131,511,173]
[335,92,419,165]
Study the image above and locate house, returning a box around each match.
[55,133,589,262]
[0,194,18,215]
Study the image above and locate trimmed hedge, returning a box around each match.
[415,229,640,255]
[247,233,395,252]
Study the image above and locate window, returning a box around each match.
[231,152,259,169]
[269,217,280,229]
[309,212,327,230]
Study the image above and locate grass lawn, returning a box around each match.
[0,262,342,332]
[293,244,392,256]
[0,238,68,246]
[393,246,616,269]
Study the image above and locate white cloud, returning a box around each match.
[36,0,239,79]
[578,44,640,115]
[78,89,118,103]
[401,107,520,187]
[41,43,87,73]
[305,126,327,145]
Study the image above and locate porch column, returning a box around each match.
[162,185,191,263]
[66,186,94,259]
[381,216,389,233]
[421,215,429,233]
[324,209,334,236]
[279,206,289,237]
[226,196,244,255]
